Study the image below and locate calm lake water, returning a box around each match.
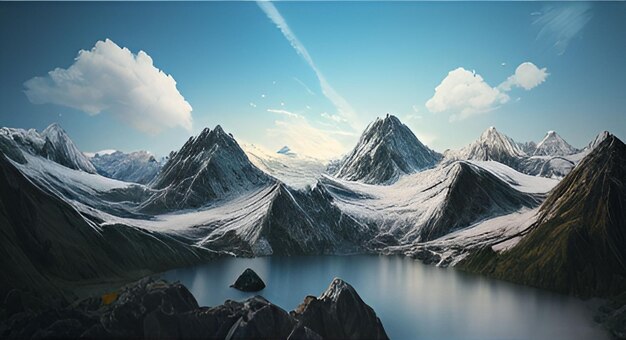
[161,255,609,340]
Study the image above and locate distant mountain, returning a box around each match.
[517,141,537,155]
[141,126,272,212]
[276,145,296,157]
[242,143,326,190]
[0,123,96,173]
[460,134,626,297]
[90,150,161,184]
[334,114,441,184]
[449,127,526,169]
[533,131,579,156]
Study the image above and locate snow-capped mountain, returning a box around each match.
[334,114,441,184]
[461,134,626,297]
[517,141,537,155]
[141,126,272,212]
[0,123,96,173]
[89,150,161,184]
[242,143,327,190]
[586,130,610,151]
[448,127,526,169]
[533,131,579,156]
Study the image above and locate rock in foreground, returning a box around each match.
[0,277,387,339]
[230,268,266,292]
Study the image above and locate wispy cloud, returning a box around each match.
[267,108,299,118]
[533,3,593,55]
[321,112,347,123]
[293,77,315,95]
[257,1,360,129]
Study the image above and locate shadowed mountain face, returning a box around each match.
[141,126,272,213]
[419,162,541,241]
[334,115,441,184]
[460,135,626,298]
[0,153,216,301]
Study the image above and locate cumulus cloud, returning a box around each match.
[24,39,192,134]
[499,62,549,91]
[426,62,548,120]
[425,68,510,120]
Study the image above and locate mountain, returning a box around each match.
[518,141,537,155]
[323,159,551,248]
[533,131,579,156]
[449,127,526,169]
[242,143,327,190]
[334,114,441,184]
[140,126,272,213]
[0,123,96,173]
[276,145,296,156]
[0,152,215,300]
[586,130,610,151]
[90,150,161,184]
[460,134,626,297]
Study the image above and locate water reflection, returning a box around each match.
[162,255,608,340]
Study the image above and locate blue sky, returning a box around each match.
[1,2,625,159]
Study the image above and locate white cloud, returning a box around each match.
[425,67,510,120]
[426,62,548,121]
[533,3,592,55]
[293,77,316,95]
[265,113,348,160]
[24,39,192,134]
[267,108,299,118]
[257,2,360,130]
[499,62,549,91]
[321,112,347,123]
[249,102,257,108]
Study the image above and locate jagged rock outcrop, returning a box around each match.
[291,278,389,340]
[141,126,272,213]
[230,268,266,292]
[1,278,387,340]
[460,134,626,298]
[335,114,441,184]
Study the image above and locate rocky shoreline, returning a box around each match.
[0,276,388,339]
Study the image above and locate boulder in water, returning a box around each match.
[230,268,266,292]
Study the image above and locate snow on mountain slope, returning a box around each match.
[447,126,526,169]
[0,123,96,173]
[322,160,543,245]
[90,150,161,184]
[242,143,327,190]
[141,126,272,213]
[83,149,117,158]
[466,160,559,193]
[533,131,579,156]
[334,114,441,184]
[40,123,97,173]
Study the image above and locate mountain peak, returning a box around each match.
[334,115,441,184]
[276,145,295,156]
[453,127,525,168]
[587,131,611,151]
[533,130,578,156]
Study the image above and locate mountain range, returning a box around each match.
[0,115,623,304]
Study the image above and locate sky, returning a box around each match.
[1,1,625,159]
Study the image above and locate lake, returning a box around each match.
[161,255,609,339]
